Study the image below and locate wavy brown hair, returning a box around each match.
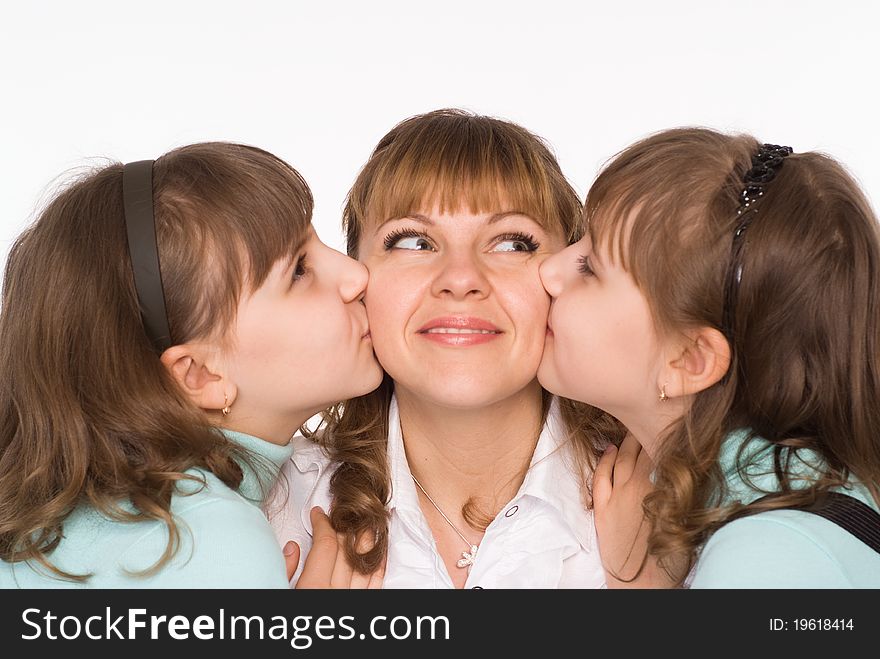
[314,108,623,572]
[586,127,880,584]
[0,142,312,580]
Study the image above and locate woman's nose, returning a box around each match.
[430,250,490,300]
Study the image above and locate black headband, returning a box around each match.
[720,143,793,344]
[122,160,172,354]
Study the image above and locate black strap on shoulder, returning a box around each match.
[122,160,172,353]
[753,491,880,555]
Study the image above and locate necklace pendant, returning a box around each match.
[456,545,479,569]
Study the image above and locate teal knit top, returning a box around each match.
[690,430,880,588]
[0,429,292,588]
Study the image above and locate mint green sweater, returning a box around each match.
[690,430,880,588]
[0,430,292,588]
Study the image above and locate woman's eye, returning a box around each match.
[577,254,595,277]
[395,236,433,251]
[383,229,434,251]
[493,233,539,253]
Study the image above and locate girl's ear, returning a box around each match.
[664,327,731,398]
[160,344,237,413]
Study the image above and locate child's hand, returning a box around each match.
[593,435,676,588]
[288,507,385,589]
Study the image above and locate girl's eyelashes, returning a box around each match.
[577,254,595,277]
[383,228,434,251]
[493,232,540,253]
[291,253,310,283]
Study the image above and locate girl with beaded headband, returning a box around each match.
[270,109,625,588]
[538,127,880,587]
[0,142,382,587]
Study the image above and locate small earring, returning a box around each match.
[658,384,668,403]
[222,394,231,416]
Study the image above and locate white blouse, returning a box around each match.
[266,396,606,589]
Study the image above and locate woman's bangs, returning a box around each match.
[364,139,556,229]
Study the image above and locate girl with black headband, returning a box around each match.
[0,142,382,587]
[537,128,880,587]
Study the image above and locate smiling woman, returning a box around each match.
[362,203,562,411]
[268,109,625,589]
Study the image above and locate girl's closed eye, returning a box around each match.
[384,228,434,251]
[493,232,540,253]
[577,255,595,277]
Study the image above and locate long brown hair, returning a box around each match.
[318,108,621,572]
[0,142,313,580]
[587,127,880,584]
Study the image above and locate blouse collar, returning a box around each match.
[385,394,594,552]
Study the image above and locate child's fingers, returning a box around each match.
[330,532,355,588]
[367,561,386,590]
[282,541,300,584]
[346,529,379,589]
[349,570,373,589]
[592,444,618,510]
[612,434,641,485]
[295,507,338,589]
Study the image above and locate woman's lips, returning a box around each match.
[417,316,503,346]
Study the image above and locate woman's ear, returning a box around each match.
[664,327,730,398]
[160,344,237,413]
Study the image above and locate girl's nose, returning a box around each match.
[539,249,566,298]
[336,251,370,303]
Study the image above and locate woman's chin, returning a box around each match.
[395,379,539,411]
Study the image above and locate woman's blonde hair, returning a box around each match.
[587,127,880,584]
[0,142,313,580]
[318,108,622,572]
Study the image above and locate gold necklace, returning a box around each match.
[411,474,479,570]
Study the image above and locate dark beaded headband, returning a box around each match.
[720,143,793,344]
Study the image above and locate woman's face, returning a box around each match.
[229,227,383,422]
[537,233,661,416]
[359,202,565,409]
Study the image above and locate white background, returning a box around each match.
[2,0,878,271]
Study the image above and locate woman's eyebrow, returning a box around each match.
[374,213,435,233]
[487,210,535,224]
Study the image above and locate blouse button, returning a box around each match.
[505,505,519,518]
